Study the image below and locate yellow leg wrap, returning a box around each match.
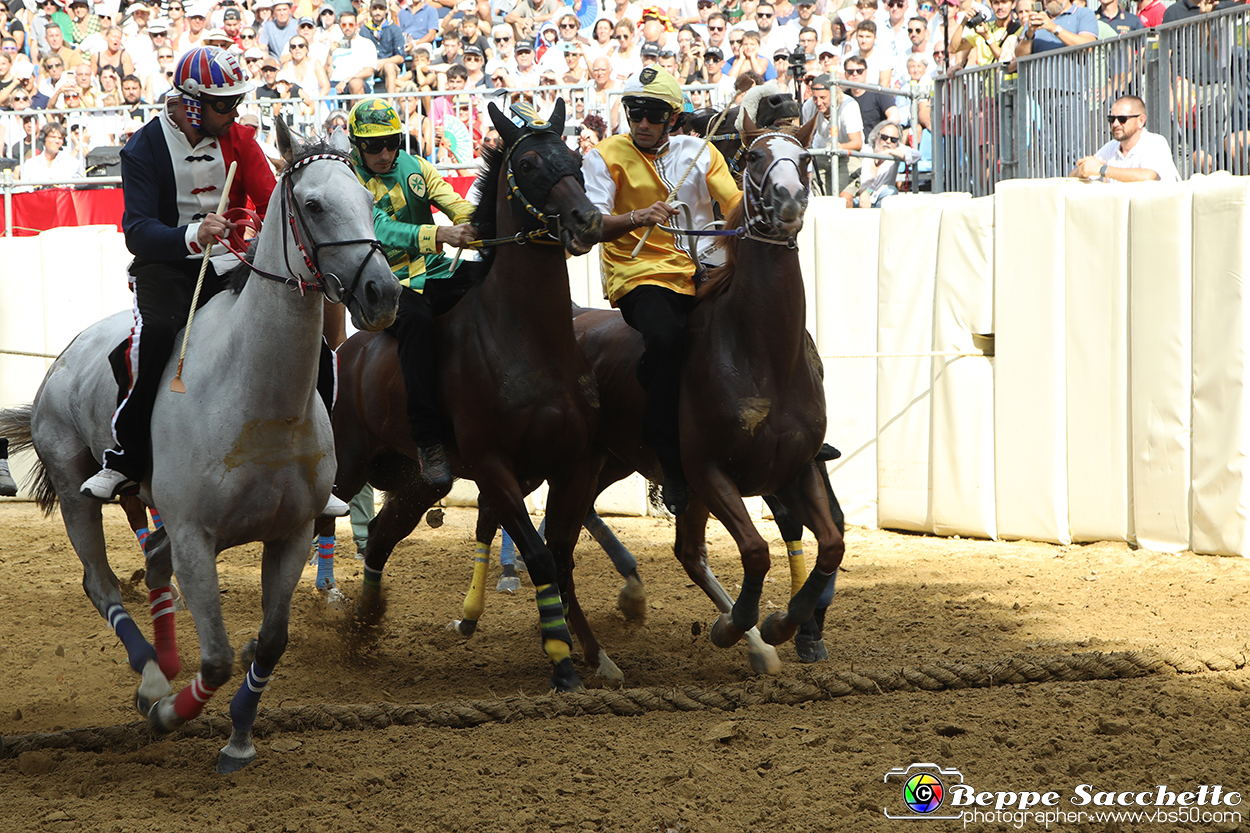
[543,638,572,664]
[787,545,806,597]
[463,544,489,622]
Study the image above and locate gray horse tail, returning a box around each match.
[0,404,58,515]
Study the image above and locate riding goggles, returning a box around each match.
[357,133,403,154]
[625,103,673,125]
[204,93,246,114]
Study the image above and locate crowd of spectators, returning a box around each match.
[0,0,1242,188]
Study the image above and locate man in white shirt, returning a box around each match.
[325,11,379,95]
[1071,95,1181,183]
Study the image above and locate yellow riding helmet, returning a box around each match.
[348,98,402,139]
[620,66,684,113]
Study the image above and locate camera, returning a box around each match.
[965,11,988,27]
[788,46,807,74]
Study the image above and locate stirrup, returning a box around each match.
[80,468,139,500]
[661,472,689,516]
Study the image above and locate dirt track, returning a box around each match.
[2,501,1249,833]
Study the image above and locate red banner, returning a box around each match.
[1,177,477,237]
[0,187,127,236]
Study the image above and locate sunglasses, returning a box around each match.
[887,0,905,6]
[204,93,245,113]
[559,22,577,28]
[358,133,402,154]
[246,57,262,62]
[290,41,307,47]
[756,12,773,18]
[12,95,29,101]
[708,24,724,30]
[919,3,936,9]
[845,67,865,75]
[626,103,672,123]
[465,53,482,60]
[299,22,314,27]
[1108,114,1142,124]
[496,35,512,41]
[616,34,630,40]
[729,38,743,45]
[879,134,899,144]
[908,26,925,32]
[48,61,63,68]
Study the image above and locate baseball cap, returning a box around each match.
[817,42,837,57]
[298,16,315,25]
[464,44,484,56]
[149,18,170,32]
[223,8,241,19]
[705,47,723,61]
[513,41,533,52]
[640,43,660,57]
[810,73,833,90]
[184,3,206,17]
[261,55,280,69]
[774,47,790,59]
[371,0,387,7]
[203,27,232,42]
[244,46,266,59]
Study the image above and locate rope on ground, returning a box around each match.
[2,647,1245,758]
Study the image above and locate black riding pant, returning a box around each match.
[105,260,336,481]
[616,284,696,476]
[386,287,443,448]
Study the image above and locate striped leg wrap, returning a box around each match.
[228,661,274,737]
[786,542,806,597]
[149,587,181,680]
[316,534,336,590]
[535,583,572,664]
[362,566,384,590]
[135,526,151,553]
[463,544,489,621]
[499,529,516,567]
[107,603,157,673]
[172,672,220,721]
[150,509,162,529]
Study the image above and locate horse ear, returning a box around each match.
[329,124,352,155]
[548,96,566,135]
[274,117,301,164]
[797,114,819,149]
[488,102,521,149]
[742,108,759,141]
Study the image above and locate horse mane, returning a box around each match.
[228,139,350,294]
[469,142,504,274]
[697,197,745,303]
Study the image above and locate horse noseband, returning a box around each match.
[503,133,583,244]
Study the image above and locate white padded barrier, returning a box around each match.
[1191,174,1250,556]
[1064,185,1133,543]
[993,179,1073,544]
[1128,181,1194,553]
[875,194,959,532]
[0,236,49,410]
[931,195,996,539]
[814,198,879,527]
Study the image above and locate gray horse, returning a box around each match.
[0,120,399,773]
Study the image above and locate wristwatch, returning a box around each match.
[1099,163,1108,180]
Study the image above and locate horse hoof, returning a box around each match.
[216,750,256,775]
[135,660,172,716]
[616,574,646,623]
[710,613,746,648]
[550,657,583,692]
[146,696,178,735]
[449,618,478,637]
[759,612,799,646]
[496,576,522,593]
[746,644,783,676]
[594,649,624,686]
[320,587,347,609]
[795,637,828,663]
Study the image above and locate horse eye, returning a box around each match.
[748,150,763,164]
[305,198,323,213]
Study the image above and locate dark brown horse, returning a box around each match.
[558,115,844,674]
[319,99,605,691]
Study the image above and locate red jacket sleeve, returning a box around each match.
[221,123,276,219]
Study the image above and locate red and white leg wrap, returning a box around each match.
[149,587,181,680]
[172,672,219,722]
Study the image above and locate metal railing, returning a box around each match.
[934,5,1250,196]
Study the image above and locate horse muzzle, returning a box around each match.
[348,263,401,332]
[561,207,603,257]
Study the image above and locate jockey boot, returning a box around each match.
[661,469,689,516]
[81,468,140,500]
[418,443,453,490]
[0,457,16,497]
[321,494,350,517]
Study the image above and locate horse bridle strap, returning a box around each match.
[740,131,808,248]
[219,151,386,301]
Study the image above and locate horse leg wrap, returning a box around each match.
[316,534,336,590]
[362,566,383,592]
[818,568,837,607]
[499,529,516,567]
[786,542,806,597]
[150,509,163,530]
[586,512,638,576]
[788,568,834,624]
[107,603,157,674]
[731,573,765,633]
[173,672,220,722]
[135,526,151,553]
[149,587,181,680]
[463,544,489,621]
[536,583,573,664]
[228,661,274,738]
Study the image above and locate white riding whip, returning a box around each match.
[171,160,237,394]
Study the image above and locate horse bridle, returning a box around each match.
[220,151,386,303]
[739,131,809,248]
[469,132,584,250]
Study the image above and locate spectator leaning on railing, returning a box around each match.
[1070,94,1180,183]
